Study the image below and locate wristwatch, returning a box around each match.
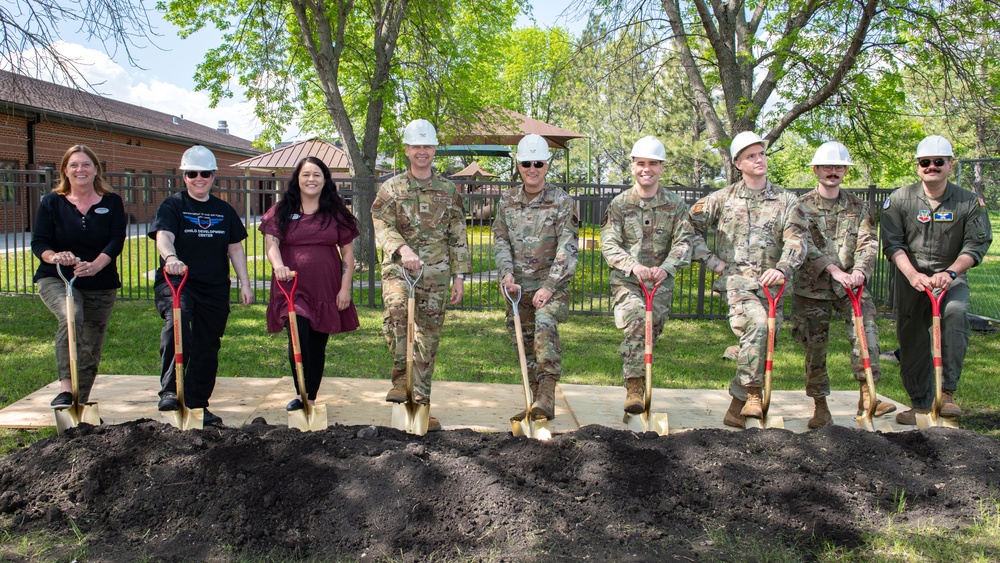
[946,269,957,280]
[455,273,466,280]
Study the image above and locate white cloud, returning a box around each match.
[5,42,264,142]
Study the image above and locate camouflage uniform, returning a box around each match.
[880,181,992,408]
[690,180,808,400]
[371,171,471,401]
[494,183,579,384]
[791,189,881,397]
[601,185,694,383]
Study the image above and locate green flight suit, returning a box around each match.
[880,181,992,408]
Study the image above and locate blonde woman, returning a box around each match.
[32,145,126,409]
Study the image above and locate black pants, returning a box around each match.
[287,315,330,401]
[155,283,230,408]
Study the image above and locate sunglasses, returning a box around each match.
[184,171,214,179]
[519,161,547,169]
[918,158,947,168]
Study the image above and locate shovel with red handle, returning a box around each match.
[275,273,329,432]
[53,263,101,434]
[623,281,669,435]
[162,268,204,431]
[847,284,893,432]
[916,287,959,429]
[746,282,786,429]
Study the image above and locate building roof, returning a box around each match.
[451,162,497,178]
[444,107,585,149]
[231,137,350,171]
[0,70,257,155]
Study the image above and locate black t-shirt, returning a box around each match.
[148,192,248,299]
[31,191,126,290]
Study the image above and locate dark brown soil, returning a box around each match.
[1,419,999,562]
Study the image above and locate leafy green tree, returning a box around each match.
[579,0,1000,182]
[160,0,525,176]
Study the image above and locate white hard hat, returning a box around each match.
[730,131,768,159]
[915,135,953,159]
[516,134,552,161]
[179,145,218,171]
[402,119,439,146]
[630,136,666,161]
[808,141,855,166]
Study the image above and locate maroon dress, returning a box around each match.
[260,208,360,335]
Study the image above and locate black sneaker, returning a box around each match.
[157,392,180,412]
[50,391,73,409]
[286,399,304,411]
[203,409,223,426]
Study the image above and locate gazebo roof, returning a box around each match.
[444,108,585,149]
[451,162,497,178]
[231,138,350,172]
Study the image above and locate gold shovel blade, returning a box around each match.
[623,411,669,436]
[288,404,329,432]
[744,414,784,430]
[163,407,204,431]
[53,402,101,435]
[856,413,894,433]
[916,412,960,430]
[510,415,552,440]
[391,402,430,436]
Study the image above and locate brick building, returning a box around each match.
[0,70,263,233]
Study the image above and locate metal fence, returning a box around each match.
[2,170,902,319]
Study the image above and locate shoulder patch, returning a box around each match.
[691,202,704,215]
[883,197,890,210]
[979,197,987,208]
[371,199,385,211]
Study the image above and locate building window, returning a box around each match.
[1,161,16,203]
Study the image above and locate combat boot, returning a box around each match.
[531,377,557,420]
[385,370,407,403]
[623,378,645,414]
[808,396,833,429]
[895,407,931,425]
[741,387,763,419]
[858,383,897,417]
[511,381,539,420]
[723,397,746,429]
[940,391,962,417]
[428,415,442,432]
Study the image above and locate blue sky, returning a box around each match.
[32,1,585,143]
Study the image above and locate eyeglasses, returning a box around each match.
[918,158,947,168]
[819,165,846,171]
[519,161,547,169]
[184,171,214,179]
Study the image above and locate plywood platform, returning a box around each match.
[0,376,909,433]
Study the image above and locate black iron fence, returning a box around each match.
[2,170,901,319]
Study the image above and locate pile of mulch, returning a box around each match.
[1,419,998,561]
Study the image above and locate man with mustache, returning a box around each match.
[880,135,992,425]
[791,142,894,429]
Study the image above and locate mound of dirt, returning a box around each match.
[1,420,998,561]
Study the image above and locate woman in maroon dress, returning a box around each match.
[261,157,360,411]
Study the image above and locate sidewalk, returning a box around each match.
[0,376,909,434]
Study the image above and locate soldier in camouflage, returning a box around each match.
[371,119,471,431]
[601,136,694,414]
[690,131,808,428]
[494,134,580,420]
[881,135,993,425]
[791,142,895,429]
